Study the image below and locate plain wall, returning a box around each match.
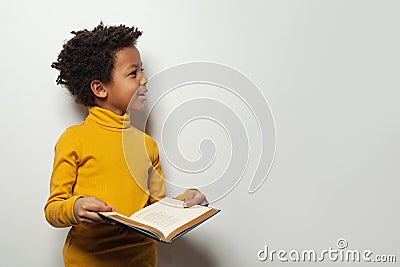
[1,0,399,266]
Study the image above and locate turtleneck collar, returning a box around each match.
[86,106,131,131]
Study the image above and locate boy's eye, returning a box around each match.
[129,68,144,77]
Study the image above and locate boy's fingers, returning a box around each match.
[183,189,198,206]
[80,213,116,226]
[74,197,115,226]
[80,198,114,212]
[89,212,115,225]
[76,214,98,225]
[186,189,197,198]
[97,205,114,212]
[78,211,102,221]
[80,203,113,212]
[184,191,208,207]
[184,199,196,207]
[90,197,112,209]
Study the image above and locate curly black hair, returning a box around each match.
[51,22,142,106]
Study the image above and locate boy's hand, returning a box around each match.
[183,189,209,208]
[73,197,115,226]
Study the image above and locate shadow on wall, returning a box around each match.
[49,229,69,267]
[158,238,217,267]
[73,103,89,120]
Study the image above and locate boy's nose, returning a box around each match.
[140,74,148,86]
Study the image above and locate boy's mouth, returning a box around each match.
[139,89,148,97]
[138,91,147,99]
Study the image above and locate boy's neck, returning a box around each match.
[94,101,126,116]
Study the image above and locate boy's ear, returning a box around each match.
[90,80,108,99]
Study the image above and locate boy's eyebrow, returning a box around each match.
[127,62,143,69]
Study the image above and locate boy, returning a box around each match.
[45,22,208,266]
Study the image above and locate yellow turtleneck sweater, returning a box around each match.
[45,106,184,266]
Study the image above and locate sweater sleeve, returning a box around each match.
[44,128,82,228]
[146,136,166,204]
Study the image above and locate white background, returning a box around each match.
[0,0,399,266]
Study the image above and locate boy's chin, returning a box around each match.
[127,105,145,113]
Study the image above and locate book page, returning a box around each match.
[130,197,212,238]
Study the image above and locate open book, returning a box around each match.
[98,197,220,243]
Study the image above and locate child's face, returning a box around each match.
[104,46,148,115]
